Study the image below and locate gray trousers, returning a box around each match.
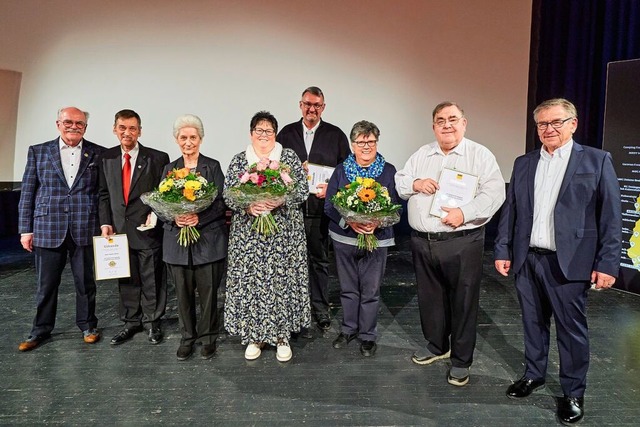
[333,240,387,341]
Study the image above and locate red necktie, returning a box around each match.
[122,153,131,205]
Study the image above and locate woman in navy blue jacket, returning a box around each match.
[324,120,401,357]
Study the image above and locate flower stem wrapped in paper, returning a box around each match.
[224,158,295,236]
[141,167,217,246]
[331,176,401,251]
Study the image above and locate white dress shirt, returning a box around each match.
[395,137,505,233]
[122,143,140,187]
[302,121,321,155]
[59,138,83,187]
[530,140,573,251]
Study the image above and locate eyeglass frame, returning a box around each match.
[433,116,463,128]
[252,127,275,136]
[58,119,88,129]
[352,140,377,148]
[300,101,325,110]
[535,117,574,131]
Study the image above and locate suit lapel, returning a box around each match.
[526,151,538,210]
[130,145,148,195]
[106,152,125,203]
[557,142,584,200]
[47,139,68,188]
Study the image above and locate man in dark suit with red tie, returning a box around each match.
[495,98,622,424]
[18,106,106,351]
[278,86,350,330]
[98,109,170,346]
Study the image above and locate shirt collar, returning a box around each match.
[540,139,573,160]
[302,120,321,134]
[59,137,83,150]
[121,143,140,157]
[426,137,466,157]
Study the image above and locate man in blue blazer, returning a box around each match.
[18,107,106,351]
[98,109,169,346]
[494,98,622,425]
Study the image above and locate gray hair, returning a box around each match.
[350,120,380,142]
[57,107,90,121]
[431,101,464,121]
[173,114,204,138]
[533,98,578,121]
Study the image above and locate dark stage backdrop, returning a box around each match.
[603,59,640,294]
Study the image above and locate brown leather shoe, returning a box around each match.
[18,335,50,352]
[83,328,101,344]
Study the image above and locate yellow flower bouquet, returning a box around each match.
[141,167,217,246]
[330,176,401,251]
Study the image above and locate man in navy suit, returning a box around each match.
[98,109,169,346]
[18,106,106,351]
[494,98,622,425]
[278,86,350,331]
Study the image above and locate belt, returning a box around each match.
[415,226,483,242]
[528,247,555,255]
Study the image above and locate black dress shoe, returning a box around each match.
[316,316,331,331]
[177,344,193,361]
[201,342,217,360]
[148,327,163,345]
[332,332,357,349]
[557,395,584,425]
[110,327,141,345]
[506,376,545,399]
[360,340,377,357]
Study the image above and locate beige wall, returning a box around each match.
[1,0,532,180]
[0,70,21,184]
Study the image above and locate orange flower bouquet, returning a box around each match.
[330,177,401,251]
[141,167,217,246]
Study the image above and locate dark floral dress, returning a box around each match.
[223,148,311,345]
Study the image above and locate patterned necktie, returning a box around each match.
[122,153,131,205]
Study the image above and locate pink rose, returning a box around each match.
[255,162,267,172]
[249,173,260,184]
[269,160,280,170]
[280,171,293,185]
[239,172,250,183]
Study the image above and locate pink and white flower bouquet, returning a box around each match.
[225,158,295,235]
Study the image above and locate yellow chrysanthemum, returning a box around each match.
[361,178,375,188]
[159,179,174,192]
[184,180,202,191]
[358,188,376,202]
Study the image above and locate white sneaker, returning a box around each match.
[276,340,292,362]
[245,343,262,360]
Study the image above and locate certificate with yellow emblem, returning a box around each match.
[430,168,479,218]
[93,234,131,280]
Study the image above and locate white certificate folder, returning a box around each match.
[93,234,131,280]
[307,163,335,194]
[430,168,479,218]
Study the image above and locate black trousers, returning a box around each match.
[410,228,484,368]
[304,215,330,318]
[117,246,166,329]
[32,232,97,336]
[168,259,225,346]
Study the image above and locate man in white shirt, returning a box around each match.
[395,101,505,386]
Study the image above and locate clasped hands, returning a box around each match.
[348,221,379,235]
[247,199,283,217]
[175,213,199,227]
[413,178,464,228]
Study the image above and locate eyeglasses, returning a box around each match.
[535,117,574,130]
[301,101,324,110]
[253,128,275,136]
[59,120,87,129]
[353,140,377,148]
[434,116,462,128]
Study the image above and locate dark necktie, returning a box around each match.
[123,153,131,205]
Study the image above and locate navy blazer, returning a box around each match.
[161,155,228,266]
[18,138,106,248]
[278,119,350,216]
[98,143,170,250]
[494,142,622,281]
